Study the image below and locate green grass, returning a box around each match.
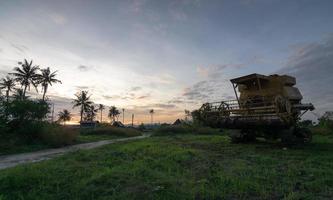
[76,134,121,143]
[1,134,333,199]
[0,138,50,156]
[0,127,142,156]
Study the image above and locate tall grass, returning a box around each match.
[37,124,78,147]
[80,126,142,137]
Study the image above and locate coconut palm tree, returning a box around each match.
[13,89,28,100]
[58,109,71,125]
[11,59,40,98]
[72,91,93,123]
[108,106,120,122]
[84,105,98,121]
[0,76,16,102]
[149,109,154,124]
[98,104,105,122]
[38,67,62,101]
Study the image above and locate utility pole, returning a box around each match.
[131,114,134,127]
[122,108,125,124]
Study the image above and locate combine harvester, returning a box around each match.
[198,73,314,144]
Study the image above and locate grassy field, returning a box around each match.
[0,127,142,156]
[0,134,332,199]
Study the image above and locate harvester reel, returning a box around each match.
[218,101,230,117]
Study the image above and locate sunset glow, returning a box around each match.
[1,0,333,123]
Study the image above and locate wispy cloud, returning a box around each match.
[278,35,333,115]
[130,86,142,91]
[77,65,93,72]
[49,13,67,25]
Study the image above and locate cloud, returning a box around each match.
[137,95,150,99]
[278,35,333,116]
[131,103,177,110]
[75,86,90,90]
[129,0,147,13]
[130,86,142,91]
[77,65,92,72]
[145,73,176,85]
[103,95,122,100]
[49,13,67,25]
[10,43,28,54]
[197,64,244,79]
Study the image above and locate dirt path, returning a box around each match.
[0,134,150,170]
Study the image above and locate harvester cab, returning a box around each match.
[198,73,314,144]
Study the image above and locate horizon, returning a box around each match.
[1,0,333,123]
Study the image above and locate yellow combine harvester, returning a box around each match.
[198,73,314,144]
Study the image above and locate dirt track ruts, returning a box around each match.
[0,134,150,170]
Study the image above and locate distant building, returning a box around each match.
[80,121,98,128]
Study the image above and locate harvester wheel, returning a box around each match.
[229,129,256,143]
[295,127,312,143]
[280,128,297,145]
[280,127,312,145]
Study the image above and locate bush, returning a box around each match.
[81,126,142,137]
[0,117,9,136]
[37,123,78,147]
[153,124,220,136]
[8,99,49,121]
[311,126,333,135]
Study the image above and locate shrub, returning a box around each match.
[311,126,333,135]
[153,124,220,136]
[0,116,9,136]
[81,126,142,137]
[138,123,146,131]
[7,99,50,132]
[37,123,78,147]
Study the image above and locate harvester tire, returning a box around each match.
[280,127,312,145]
[229,129,256,143]
[295,127,312,144]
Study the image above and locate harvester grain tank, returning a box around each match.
[198,73,314,143]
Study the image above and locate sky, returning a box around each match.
[0,0,332,124]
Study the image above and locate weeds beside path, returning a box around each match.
[0,134,150,170]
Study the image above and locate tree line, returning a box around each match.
[0,59,157,129]
[0,59,61,136]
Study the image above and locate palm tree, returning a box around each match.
[98,104,105,122]
[13,89,28,100]
[11,59,40,98]
[0,76,16,102]
[38,67,62,101]
[84,105,98,121]
[72,91,93,123]
[58,109,71,125]
[108,106,120,122]
[150,109,154,124]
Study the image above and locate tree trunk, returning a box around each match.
[80,105,83,123]
[23,85,28,98]
[6,90,9,103]
[42,85,48,101]
[100,110,102,122]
